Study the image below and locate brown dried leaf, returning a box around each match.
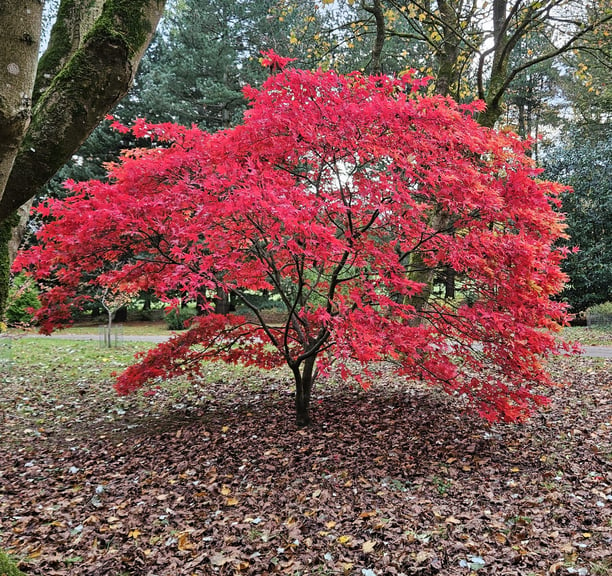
[362,540,376,554]
[177,532,193,551]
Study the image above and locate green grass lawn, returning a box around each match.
[6,319,173,338]
[54,320,172,336]
[9,318,612,343]
[561,325,612,346]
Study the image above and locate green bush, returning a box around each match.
[6,274,41,326]
[586,301,612,327]
[0,550,26,576]
[165,306,197,330]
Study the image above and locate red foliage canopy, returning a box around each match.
[15,64,575,423]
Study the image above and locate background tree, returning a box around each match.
[122,0,285,130]
[341,0,612,304]
[544,125,612,312]
[308,1,612,124]
[278,0,435,74]
[557,4,612,125]
[540,3,611,312]
[17,62,573,426]
[502,34,565,160]
[0,0,166,320]
[37,0,306,216]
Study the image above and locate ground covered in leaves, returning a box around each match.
[0,337,610,576]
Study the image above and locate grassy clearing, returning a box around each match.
[562,325,612,346]
[55,320,172,337]
[1,337,290,446]
[5,336,280,384]
[6,320,173,339]
[5,337,153,377]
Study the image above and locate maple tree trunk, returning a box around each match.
[293,356,316,427]
[103,305,113,348]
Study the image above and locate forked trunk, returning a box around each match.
[293,356,316,427]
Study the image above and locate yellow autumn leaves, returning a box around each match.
[221,484,239,506]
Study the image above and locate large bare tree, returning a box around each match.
[277,0,611,133]
[331,0,610,311]
[348,0,612,125]
[0,0,165,318]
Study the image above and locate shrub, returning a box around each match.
[6,273,41,326]
[165,306,197,330]
[586,301,612,327]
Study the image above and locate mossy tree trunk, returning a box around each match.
[0,2,43,205]
[475,0,514,129]
[0,0,166,222]
[0,0,166,320]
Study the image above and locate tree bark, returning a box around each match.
[0,0,166,224]
[404,207,452,320]
[0,2,43,207]
[0,212,19,325]
[293,356,316,427]
[433,0,461,98]
[34,0,106,99]
[364,0,386,75]
[444,267,456,299]
[214,287,231,315]
[477,0,520,128]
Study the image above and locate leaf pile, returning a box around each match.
[0,355,610,575]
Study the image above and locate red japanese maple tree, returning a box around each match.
[15,63,574,425]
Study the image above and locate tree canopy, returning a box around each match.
[286,0,612,127]
[16,60,574,425]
